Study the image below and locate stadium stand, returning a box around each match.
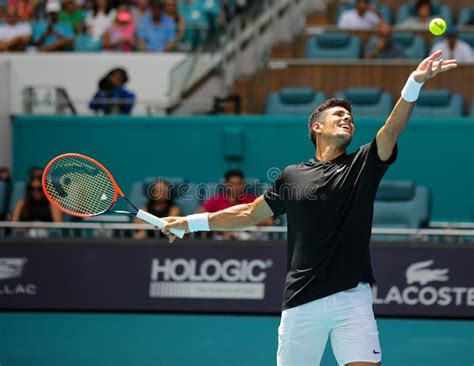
[395,1,453,26]
[412,89,464,117]
[391,32,427,59]
[334,87,393,117]
[305,33,362,59]
[458,5,474,26]
[336,2,393,24]
[264,88,327,115]
[374,180,430,228]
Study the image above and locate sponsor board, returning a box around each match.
[0,257,38,296]
[0,239,472,317]
[371,249,474,317]
[149,258,272,300]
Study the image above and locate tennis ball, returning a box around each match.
[429,18,446,36]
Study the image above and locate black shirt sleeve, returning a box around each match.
[367,137,398,180]
[263,170,287,216]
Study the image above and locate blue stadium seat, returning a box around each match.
[265,88,327,115]
[459,33,474,49]
[336,2,392,24]
[335,88,393,118]
[374,181,430,228]
[305,33,362,59]
[457,6,474,26]
[174,183,201,215]
[178,0,209,50]
[74,34,103,52]
[392,33,426,59]
[396,1,453,26]
[412,89,464,117]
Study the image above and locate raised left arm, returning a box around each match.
[376,50,458,161]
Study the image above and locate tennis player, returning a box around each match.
[161,50,457,366]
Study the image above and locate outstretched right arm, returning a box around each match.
[161,195,274,243]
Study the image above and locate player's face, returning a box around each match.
[317,106,354,146]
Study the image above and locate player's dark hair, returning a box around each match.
[308,98,352,146]
[224,169,244,182]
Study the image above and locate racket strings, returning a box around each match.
[44,156,116,216]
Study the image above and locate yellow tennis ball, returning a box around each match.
[429,18,446,36]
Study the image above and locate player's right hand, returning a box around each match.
[161,217,189,244]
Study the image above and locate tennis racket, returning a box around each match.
[42,153,185,238]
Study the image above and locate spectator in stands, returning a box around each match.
[396,0,434,30]
[8,0,34,20]
[337,0,380,30]
[33,1,74,51]
[430,27,473,63]
[85,0,116,39]
[0,167,12,184]
[163,0,184,44]
[32,0,48,20]
[0,167,11,220]
[137,0,176,52]
[11,178,63,223]
[28,166,43,180]
[134,179,181,239]
[103,7,136,51]
[365,21,405,59]
[131,0,149,23]
[197,170,273,239]
[0,7,32,51]
[59,0,85,34]
[198,170,256,214]
[89,67,135,114]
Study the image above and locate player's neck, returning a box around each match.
[315,142,346,162]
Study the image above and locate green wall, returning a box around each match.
[12,115,474,221]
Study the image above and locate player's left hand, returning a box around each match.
[412,50,458,83]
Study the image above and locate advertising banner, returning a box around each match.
[0,239,472,318]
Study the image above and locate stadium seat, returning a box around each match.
[335,2,392,24]
[412,89,464,117]
[457,6,474,26]
[396,1,453,26]
[374,181,430,228]
[334,88,393,118]
[459,33,474,49]
[305,33,362,59]
[174,183,201,215]
[392,33,426,59]
[178,0,209,50]
[74,34,103,52]
[264,88,327,115]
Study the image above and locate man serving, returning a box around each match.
[161,51,457,366]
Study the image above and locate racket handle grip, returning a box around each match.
[136,210,185,239]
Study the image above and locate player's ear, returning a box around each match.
[314,122,323,134]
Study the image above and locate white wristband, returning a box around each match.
[401,73,424,102]
[187,213,210,232]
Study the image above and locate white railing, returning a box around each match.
[1,221,473,242]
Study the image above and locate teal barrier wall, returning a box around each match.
[12,115,474,222]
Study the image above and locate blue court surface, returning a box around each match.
[0,312,472,366]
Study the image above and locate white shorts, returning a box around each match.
[277,282,381,366]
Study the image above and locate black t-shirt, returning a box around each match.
[264,138,397,309]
